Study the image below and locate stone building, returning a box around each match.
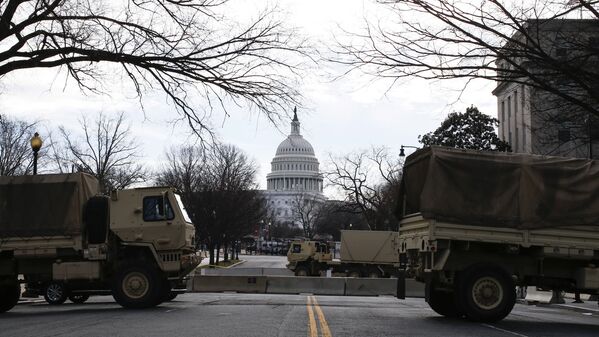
[493,19,599,159]
[262,109,325,227]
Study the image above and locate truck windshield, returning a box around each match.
[174,194,193,223]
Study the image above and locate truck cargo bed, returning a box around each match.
[400,213,599,251]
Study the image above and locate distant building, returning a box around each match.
[262,109,326,227]
[493,19,599,159]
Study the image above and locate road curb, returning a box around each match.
[228,260,246,268]
[17,298,45,305]
[518,299,599,314]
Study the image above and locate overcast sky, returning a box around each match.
[0,0,498,197]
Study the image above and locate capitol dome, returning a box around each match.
[275,134,315,156]
[266,108,323,194]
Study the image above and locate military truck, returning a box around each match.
[287,230,400,277]
[0,173,200,313]
[396,147,599,322]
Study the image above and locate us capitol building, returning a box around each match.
[263,108,326,226]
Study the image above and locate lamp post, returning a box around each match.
[399,145,419,157]
[30,132,43,175]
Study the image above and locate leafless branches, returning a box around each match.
[325,146,401,230]
[0,0,309,142]
[332,1,599,118]
[290,192,323,239]
[57,112,147,191]
[0,114,36,176]
[156,143,264,263]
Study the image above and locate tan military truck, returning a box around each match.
[0,173,200,313]
[396,147,599,322]
[287,230,400,277]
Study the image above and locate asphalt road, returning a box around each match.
[235,254,288,269]
[4,293,599,337]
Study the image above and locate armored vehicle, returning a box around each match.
[0,173,200,313]
[287,230,400,277]
[397,147,599,322]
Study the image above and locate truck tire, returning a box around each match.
[0,282,20,313]
[348,270,362,278]
[44,282,68,305]
[295,265,310,277]
[158,281,178,302]
[164,291,178,302]
[456,266,516,322]
[85,196,109,244]
[112,263,164,309]
[426,281,462,318]
[69,294,90,304]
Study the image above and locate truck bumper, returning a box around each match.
[180,253,202,275]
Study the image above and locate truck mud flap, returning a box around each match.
[396,270,406,300]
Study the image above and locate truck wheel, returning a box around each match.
[348,270,361,278]
[426,282,462,318]
[112,263,164,309]
[165,291,178,302]
[295,266,310,277]
[0,282,20,313]
[44,282,68,305]
[457,266,516,322]
[159,281,178,302]
[69,294,90,304]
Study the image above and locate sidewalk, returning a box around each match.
[519,298,599,314]
[551,300,599,314]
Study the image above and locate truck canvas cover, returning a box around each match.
[0,173,99,237]
[399,146,599,229]
[340,230,399,264]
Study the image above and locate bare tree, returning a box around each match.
[0,1,309,142]
[155,146,204,196]
[0,114,36,176]
[59,112,147,192]
[325,146,401,230]
[290,192,324,239]
[156,143,265,265]
[315,200,369,241]
[332,1,599,118]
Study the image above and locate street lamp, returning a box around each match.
[399,145,419,157]
[30,132,43,175]
[268,222,272,242]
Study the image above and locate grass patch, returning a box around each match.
[198,259,241,269]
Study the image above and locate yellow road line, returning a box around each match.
[307,296,318,337]
[311,296,332,337]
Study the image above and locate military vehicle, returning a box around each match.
[287,230,400,277]
[396,146,599,322]
[0,173,200,313]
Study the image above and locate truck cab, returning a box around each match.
[287,241,332,276]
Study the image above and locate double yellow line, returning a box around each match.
[307,296,332,337]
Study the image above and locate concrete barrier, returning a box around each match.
[189,275,426,297]
[200,268,293,276]
[524,287,554,304]
[192,275,267,293]
[564,292,592,301]
[266,276,346,295]
[345,278,397,296]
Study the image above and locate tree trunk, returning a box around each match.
[208,242,215,266]
[215,243,220,265]
[224,242,229,262]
